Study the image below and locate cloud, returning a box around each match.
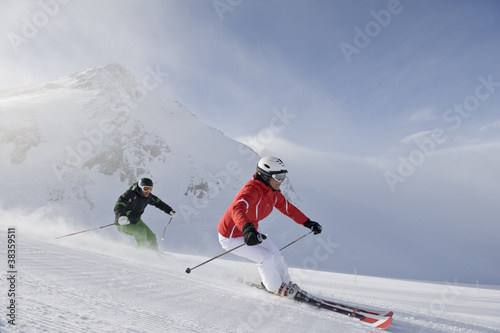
[264,135,500,222]
[407,107,437,123]
[479,119,500,132]
[400,130,434,144]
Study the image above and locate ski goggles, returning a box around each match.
[140,185,153,192]
[271,172,287,183]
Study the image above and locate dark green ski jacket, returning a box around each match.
[113,183,173,224]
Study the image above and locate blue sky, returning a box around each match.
[2,0,499,157]
[2,1,500,282]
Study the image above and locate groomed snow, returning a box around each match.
[1,221,499,333]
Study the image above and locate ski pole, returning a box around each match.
[54,223,115,240]
[185,231,314,274]
[279,230,313,251]
[185,243,246,274]
[161,216,173,241]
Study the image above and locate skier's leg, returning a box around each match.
[117,221,158,251]
[117,223,147,247]
[218,234,284,292]
[116,224,135,236]
[259,239,291,284]
[134,220,158,251]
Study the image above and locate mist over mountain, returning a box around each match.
[0,63,303,254]
[1,64,499,285]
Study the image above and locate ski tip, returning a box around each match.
[384,311,394,318]
[376,316,392,330]
[363,314,393,329]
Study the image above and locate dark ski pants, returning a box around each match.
[117,220,158,251]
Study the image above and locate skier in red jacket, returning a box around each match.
[217,156,322,299]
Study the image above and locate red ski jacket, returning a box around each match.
[217,177,309,238]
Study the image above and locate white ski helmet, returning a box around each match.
[256,156,288,183]
[138,177,153,192]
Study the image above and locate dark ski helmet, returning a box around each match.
[138,178,153,192]
[256,156,288,183]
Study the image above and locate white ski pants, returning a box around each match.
[218,233,290,292]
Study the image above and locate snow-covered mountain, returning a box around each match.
[0,64,251,204]
[0,63,304,255]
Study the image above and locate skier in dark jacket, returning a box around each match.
[114,178,175,251]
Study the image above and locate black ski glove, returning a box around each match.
[242,223,267,246]
[304,220,322,235]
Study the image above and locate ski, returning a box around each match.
[239,279,392,317]
[302,295,393,330]
[239,279,392,330]
[321,299,393,318]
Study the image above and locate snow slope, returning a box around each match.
[1,219,499,333]
[0,61,498,310]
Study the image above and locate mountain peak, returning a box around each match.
[66,63,139,94]
[0,64,262,219]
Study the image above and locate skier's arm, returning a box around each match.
[274,192,309,225]
[275,194,322,234]
[150,195,174,215]
[113,192,130,223]
[230,183,262,232]
[114,189,142,224]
